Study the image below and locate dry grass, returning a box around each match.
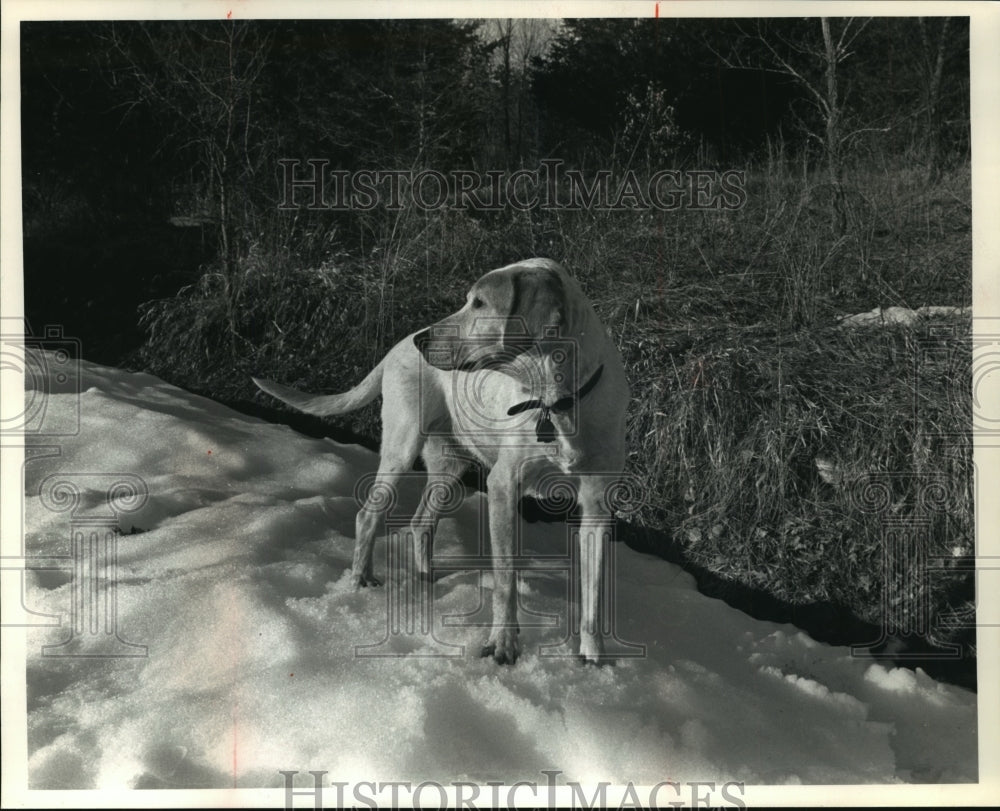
[136,160,973,653]
[619,315,971,644]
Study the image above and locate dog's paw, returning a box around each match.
[578,633,605,664]
[351,572,382,589]
[577,654,616,668]
[480,630,520,665]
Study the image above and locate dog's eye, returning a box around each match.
[471,297,484,309]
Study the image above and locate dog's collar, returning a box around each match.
[507,364,604,443]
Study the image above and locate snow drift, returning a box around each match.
[19,354,976,788]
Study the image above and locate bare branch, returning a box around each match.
[837,17,872,60]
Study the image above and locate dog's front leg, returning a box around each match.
[481,466,520,665]
[577,477,614,663]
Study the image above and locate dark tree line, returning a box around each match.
[21,17,969,360]
[23,17,969,227]
[533,18,968,171]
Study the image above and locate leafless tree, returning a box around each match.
[108,21,273,352]
[717,17,873,236]
[917,17,951,182]
[109,22,272,269]
[482,19,557,166]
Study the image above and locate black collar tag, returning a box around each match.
[535,408,556,443]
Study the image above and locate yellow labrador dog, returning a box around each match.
[253,258,629,664]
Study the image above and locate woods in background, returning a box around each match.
[22,18,968,248]
[20,17,975,674]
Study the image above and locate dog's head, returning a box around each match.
[414,259,569,372]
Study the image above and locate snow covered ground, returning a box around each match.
[15,354,978,789]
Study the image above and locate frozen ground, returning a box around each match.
[19,354,977,788]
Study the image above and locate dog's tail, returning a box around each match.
[252,362,384,418]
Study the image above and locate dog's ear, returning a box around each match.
[506,268,565,344]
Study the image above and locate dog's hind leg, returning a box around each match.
[352,436,423,590]
[410,438,470,578]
